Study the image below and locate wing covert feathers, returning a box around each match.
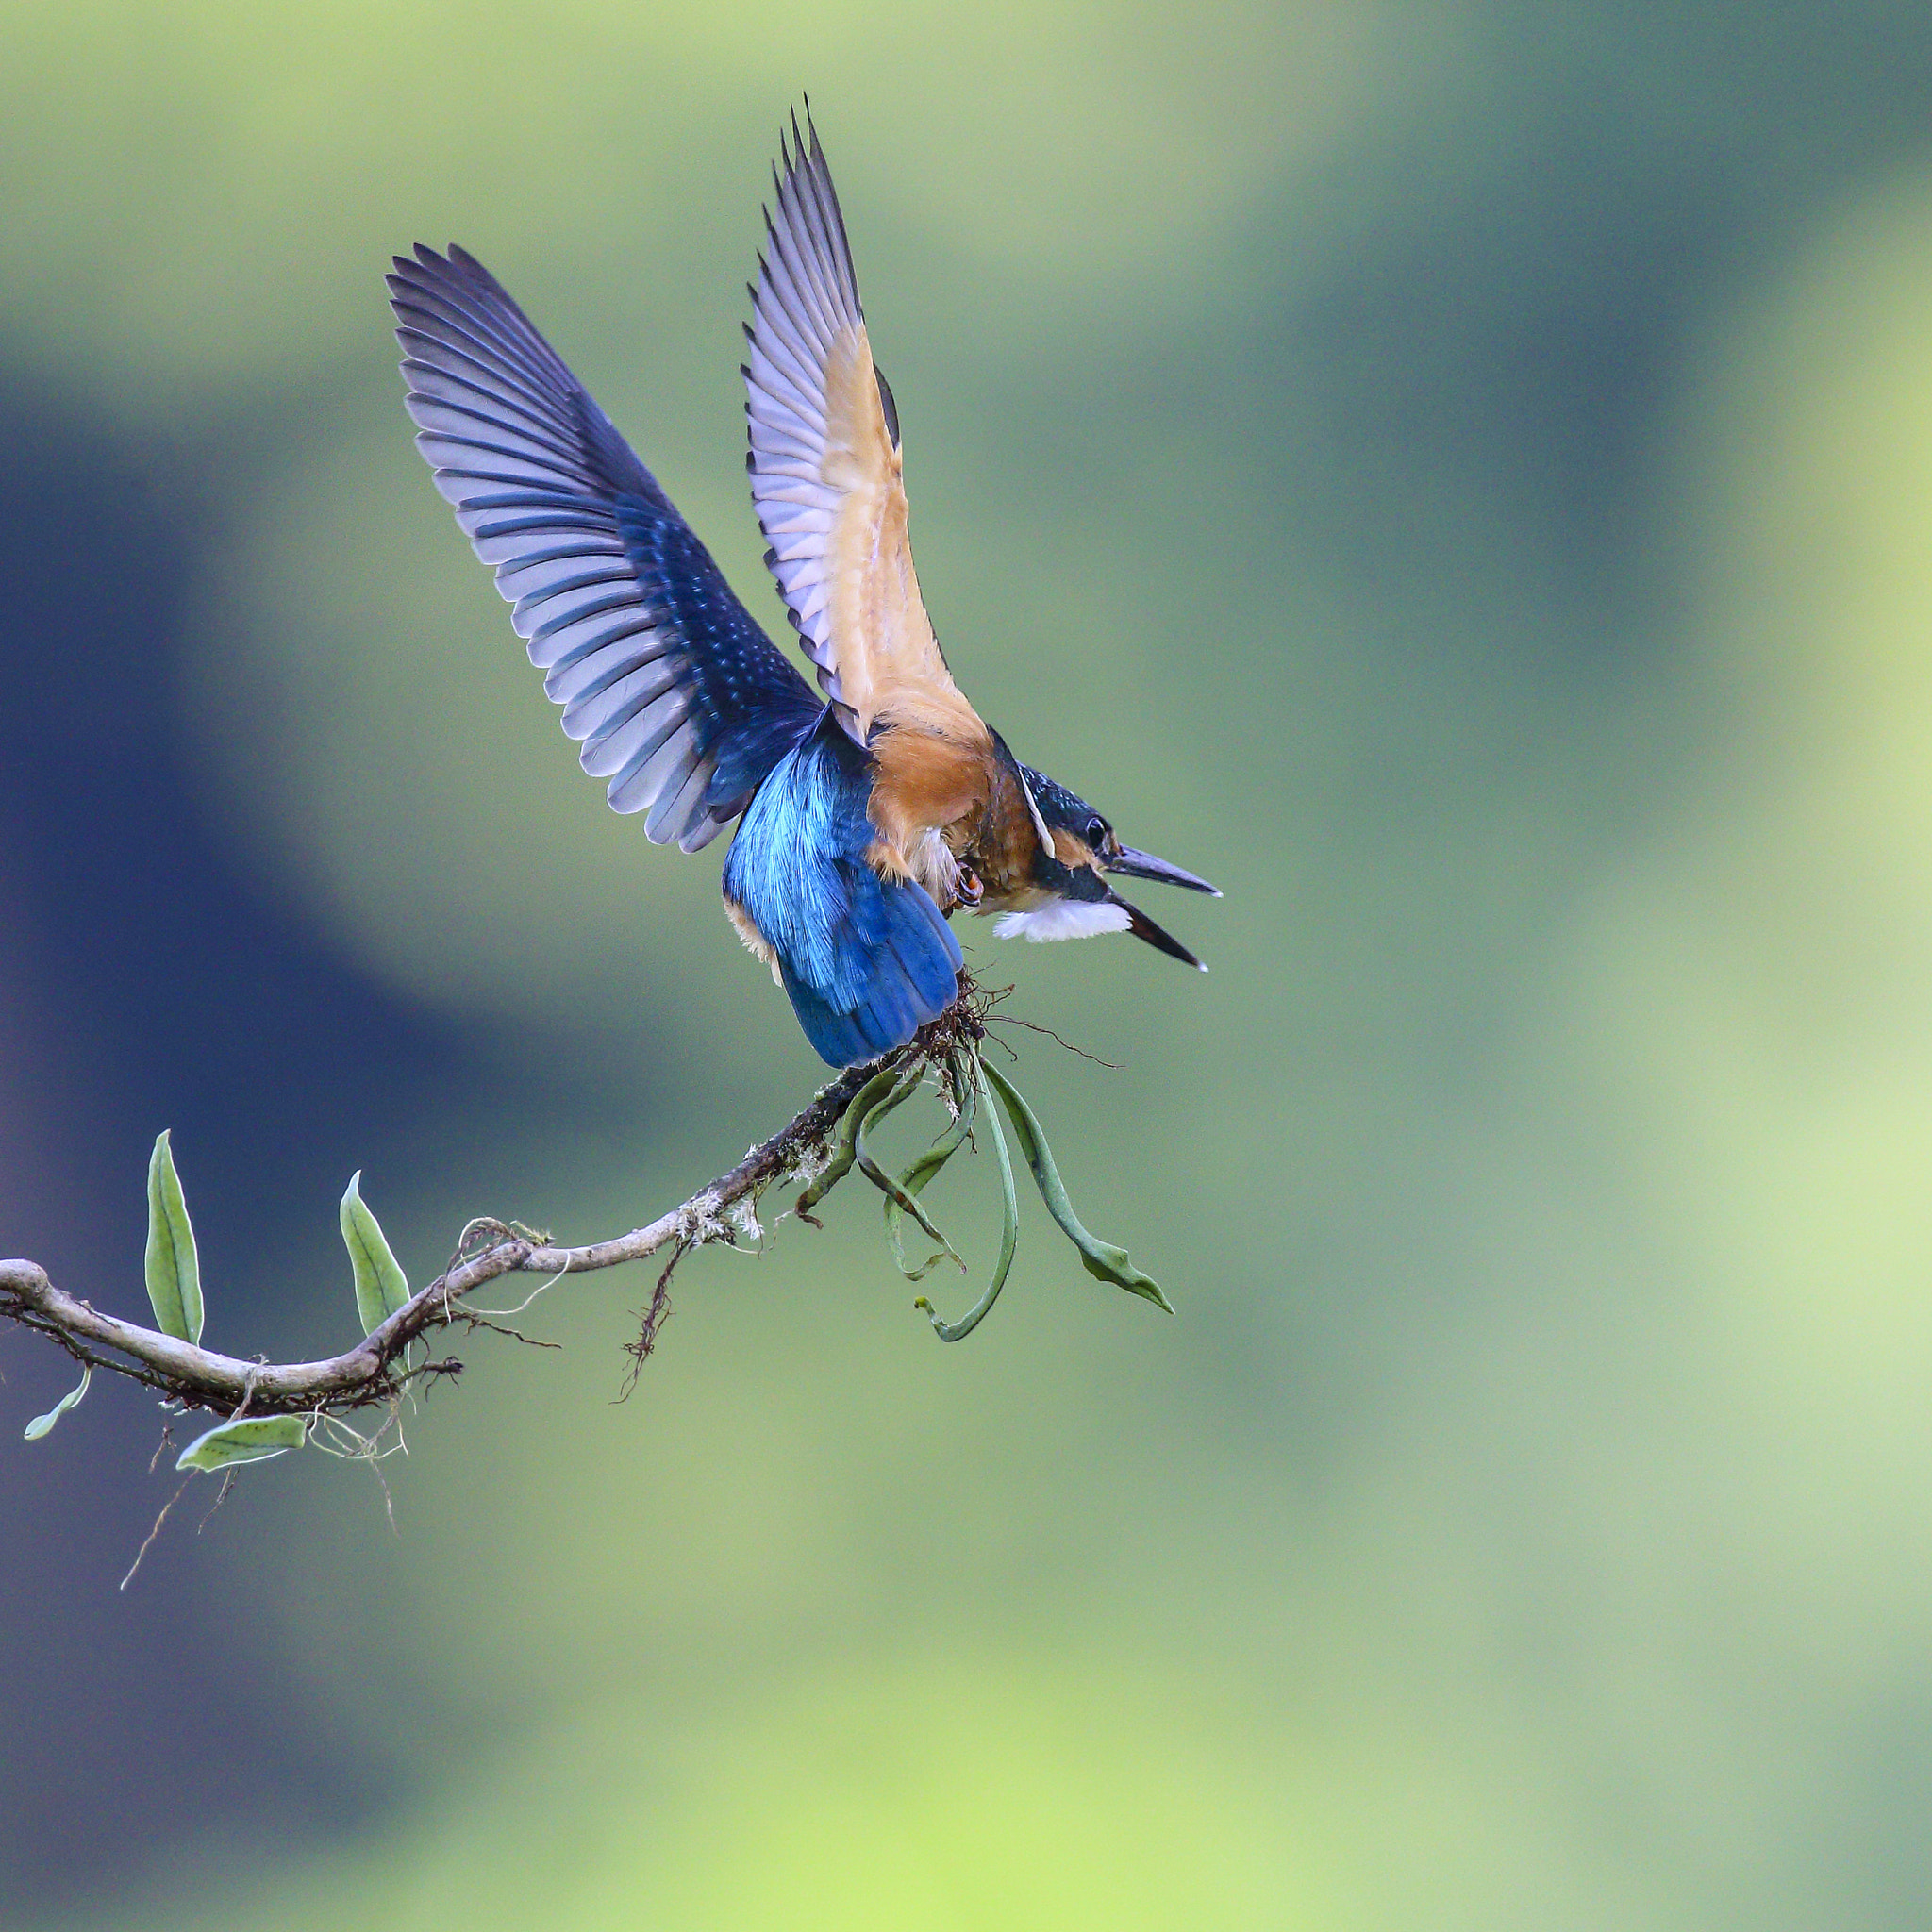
[745,116,984,749]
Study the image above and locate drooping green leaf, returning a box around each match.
[144,1129,204,1344]
[885,1076,975,1281]
[915,1058,1021,1342]
[889,1051,981,1274]
[23,1365,91,1441]
[340,1171,410,1336]
[855,1069,963,1274]
[175,1414,308,1472]
[797,1062,912,1222]
[980,1060,1174,1312]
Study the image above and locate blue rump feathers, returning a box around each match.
[724,716,963,1066]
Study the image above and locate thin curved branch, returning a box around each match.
[0,996,989,1424]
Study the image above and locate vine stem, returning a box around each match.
[0,994,991,1424]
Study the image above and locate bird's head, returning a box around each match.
[1000,761,1220,970]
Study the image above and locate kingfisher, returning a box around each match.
[390,113,1218,1067]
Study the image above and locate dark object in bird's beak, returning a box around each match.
[1108,845,1221,896]
[1114,892,1208,972]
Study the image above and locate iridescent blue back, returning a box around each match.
[724,717,963,1066]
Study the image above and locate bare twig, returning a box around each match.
[120,1479,190,1592]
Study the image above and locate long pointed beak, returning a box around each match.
[1114,891,1208,972]
[1108,845,1221,896]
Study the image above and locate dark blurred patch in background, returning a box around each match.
[0,385,463,1907]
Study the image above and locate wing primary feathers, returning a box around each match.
[420,243,583,394]
[393,319,563,423]
[393,277,574,408]
[392,242,822,843]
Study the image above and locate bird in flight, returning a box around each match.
[390,111,1217,1067]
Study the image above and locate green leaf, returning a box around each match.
[175,1414,308,1472]
[144,1129,204,1344]
[797,1062,913,1222]
[340,1171,410,1336]
[915,1058,1021,1343]
[885,1081,974,1281]
[855,1070,963,1274]
[23,1365,91,1441]
[980,1060,1174,1313]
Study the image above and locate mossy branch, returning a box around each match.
[1,976,1165,1471]
[0,1021,964,1425]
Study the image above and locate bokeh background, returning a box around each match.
[8,3,1932,1925]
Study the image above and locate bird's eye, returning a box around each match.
[1086,816,1109,847]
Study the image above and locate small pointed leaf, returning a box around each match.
[144,1130,204,1344]
[980,1061,1174,1312]
[176,1414,308,1472]
[340,1172,410,1336]
[24,1366,91,1441]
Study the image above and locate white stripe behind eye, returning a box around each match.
[1024,782,1053,849]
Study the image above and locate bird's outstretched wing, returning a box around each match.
[744,118,982,748]
[391,245,824,851]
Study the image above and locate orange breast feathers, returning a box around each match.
[961,761,1054,906]
[866,726,1007,904]
[868,730,1051,910]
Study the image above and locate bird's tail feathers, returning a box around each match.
[781,875,962,1066]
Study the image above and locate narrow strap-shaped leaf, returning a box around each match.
[797,1062,912,1222]
[980,1061,1173,1312]
[855,1073,963,1274]
[340,1172,411,1336]
[144,1130,204,1344]
[915,1057,1020,1342]
[176,1414,308,1472]
[884,1112,974,1274]
[23,1365,91,1441]
[884,1079,974,1280]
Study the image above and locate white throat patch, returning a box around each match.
[993,900,1132,943]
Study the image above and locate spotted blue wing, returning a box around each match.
[391,244,823,850]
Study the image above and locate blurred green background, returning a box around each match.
[8,2,1932,1926]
